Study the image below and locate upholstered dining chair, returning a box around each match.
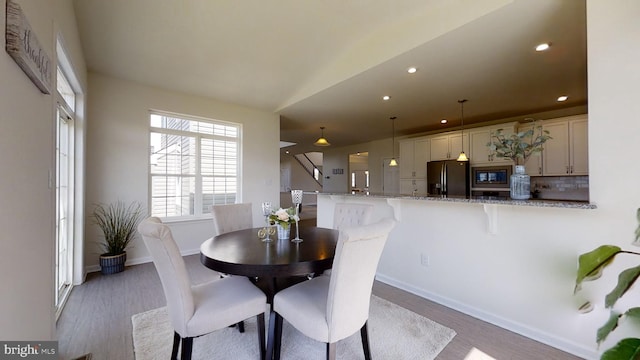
[269,218,396,360]
[332,203,374,231]
[138,217,267,360]
[322,202,375,277]
[211,203,253,236]
[211,203,255,332]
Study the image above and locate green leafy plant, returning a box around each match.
[92,201,145,255]
[574,208,640,359]
[487,125,552,165]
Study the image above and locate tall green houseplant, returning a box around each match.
[92,201,145,274]
[574,208,640,360]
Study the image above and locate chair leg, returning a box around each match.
[273,313,284,360]
[256,313,266,360]
[181,337,193,360]
[171,332,181,360]
[326,342,336,360]
[238,320,245,333]
[360,322,372,360]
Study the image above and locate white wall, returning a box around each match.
[279,154,322,194]
[316,2,640,358]
[0,0,86,340]
[85,73,280,269]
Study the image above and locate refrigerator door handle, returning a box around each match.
[443,163,447,194]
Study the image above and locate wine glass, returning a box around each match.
[291,190,303,243]
[261,202,273,242]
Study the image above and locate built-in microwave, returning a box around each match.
[471,165,512,189]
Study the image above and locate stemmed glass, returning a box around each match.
[291,190,303,243]
[260,202,273,242]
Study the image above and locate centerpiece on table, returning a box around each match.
[269,207,299,240]
[486,122,551,200]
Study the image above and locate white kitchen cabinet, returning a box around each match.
[524,153,543,175]
[398,137,429,194]
[429,132,468,161]
[469,123,516,165]
[542,115,588,176]
[569,118,589,175]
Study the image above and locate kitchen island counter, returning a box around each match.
[316,192,601,359]
[320,192,596,209]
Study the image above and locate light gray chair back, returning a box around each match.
[270,218,396,360]
[211,203,253,235]
[332,203,374,231]
[326,217,395,341]
[137,217,194,335]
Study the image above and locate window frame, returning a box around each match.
[148,110,242,221]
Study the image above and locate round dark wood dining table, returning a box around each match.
[200,226,339,301]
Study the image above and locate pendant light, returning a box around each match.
[389,117,398,166]
[456,99,469,162]
[313,126,331,146]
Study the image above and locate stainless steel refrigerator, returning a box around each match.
[427,160,470,196]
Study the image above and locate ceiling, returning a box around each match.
[73,0,587,155]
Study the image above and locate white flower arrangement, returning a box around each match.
[268,207,299,229]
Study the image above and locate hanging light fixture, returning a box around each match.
[313,126,331,146]
[389,117,398,166]
[456,99,469,162]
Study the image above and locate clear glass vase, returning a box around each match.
[276,223,290,240]
[510,165,530,200]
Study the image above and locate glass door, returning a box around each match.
[55,105,73,310]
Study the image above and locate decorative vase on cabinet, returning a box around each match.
[510,165,530,200]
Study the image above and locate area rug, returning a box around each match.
[132,295,456,360]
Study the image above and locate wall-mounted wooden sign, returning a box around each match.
[5,0,51,94]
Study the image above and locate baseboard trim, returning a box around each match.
[375,274,597,360]
[85,248,201,274]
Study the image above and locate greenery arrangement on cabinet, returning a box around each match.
[486,124,552,165]
[574,208,640,360]
[92,201,145,274]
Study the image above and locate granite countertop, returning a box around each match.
[319,192,597,209]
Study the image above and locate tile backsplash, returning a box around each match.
[531,176,589,201]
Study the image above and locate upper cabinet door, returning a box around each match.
[470,130,491,164]
[541,116,589,176]
[430,135,450,161]
[399,138,430,178]
[469,123,516,165]
[413,138,430,176]
[524,154,542,175]
[542,122,571,175]
[570,118,588,175]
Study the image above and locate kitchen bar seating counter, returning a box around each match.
[315,191,601,359]
[320,191,596,210]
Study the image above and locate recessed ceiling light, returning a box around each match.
[557,95,568,102]
[407,67,418,74]
[535,43,550,52]
[440,119,448,124]
[382,95,391,101]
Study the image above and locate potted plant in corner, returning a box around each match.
[92,201,144,275]
[574,208,640,360]
[487,121,551,200]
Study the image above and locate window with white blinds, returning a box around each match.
[149,112,241,219]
